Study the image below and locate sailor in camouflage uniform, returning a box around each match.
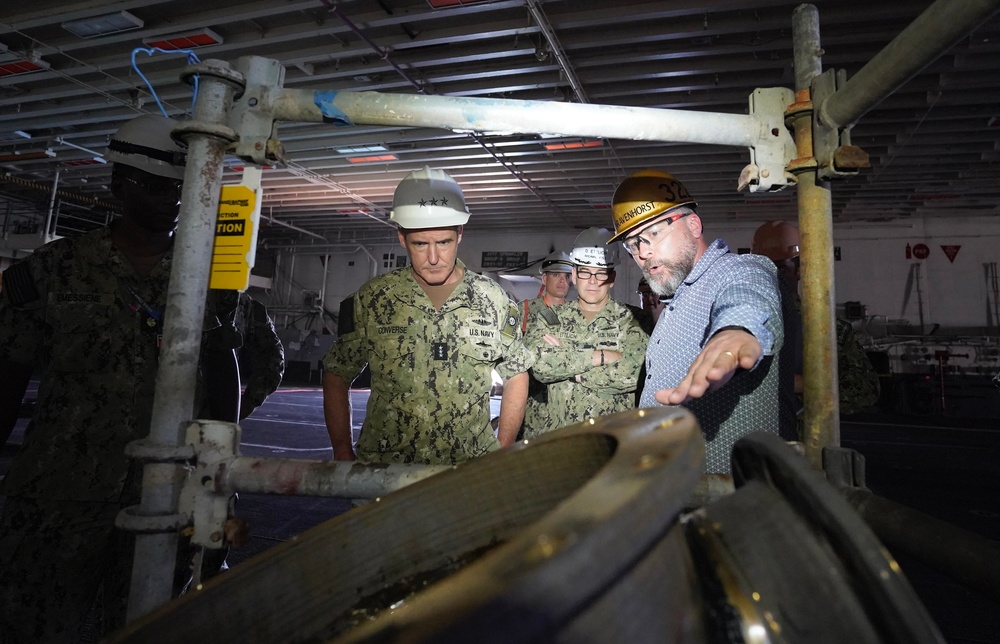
[519,250,573,332]
[321,167,532,465]
[520,250,573,436]
[523,228,649,437]
[0,115,238,642]
[211,290,285,419]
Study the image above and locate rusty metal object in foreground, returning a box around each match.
[110,407,706,643]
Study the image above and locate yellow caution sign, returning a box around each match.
[210,167,262,291]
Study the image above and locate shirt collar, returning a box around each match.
[683,238,730,287]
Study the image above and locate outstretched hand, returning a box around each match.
[654,328,762,405]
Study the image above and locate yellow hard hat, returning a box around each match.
[609,169,696,241]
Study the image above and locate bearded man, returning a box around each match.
[609,170,785,473]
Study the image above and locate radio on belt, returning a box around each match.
[210,166,263,291]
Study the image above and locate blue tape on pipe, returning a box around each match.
[314,91,352,126]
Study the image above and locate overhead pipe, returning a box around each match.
[272,88,771,150]
[263,206,327,240]
[54,135,108,163]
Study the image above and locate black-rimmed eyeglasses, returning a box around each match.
[576,268,612,283]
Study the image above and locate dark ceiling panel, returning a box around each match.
[0,0,998,245]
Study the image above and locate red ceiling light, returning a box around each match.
[0,149,56,162]
[143,28,223,51]
[543,140,603,151]
[63,159,105,167]
[347,154,398,164]
[0,60,50,77]
[0,43,51,78]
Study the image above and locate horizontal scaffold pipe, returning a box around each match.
[819,0,1000,129]
[223,456,451,499]
[272,88,768,150]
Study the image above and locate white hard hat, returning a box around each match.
[570,227,618,269]
[539,251,573,274]
[106,114,187,180]
[389,166,470,229]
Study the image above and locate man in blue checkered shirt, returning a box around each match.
[609,170,789,473]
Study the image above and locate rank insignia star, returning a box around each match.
[146,317,157,328]
[418,199,427,207]
[429,197,439,206]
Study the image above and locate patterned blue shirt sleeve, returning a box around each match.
[708,255,782,361]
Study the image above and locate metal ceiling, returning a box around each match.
[1,0,999,249]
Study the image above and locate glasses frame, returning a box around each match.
[621,211,690,256]
[574,267,613,283]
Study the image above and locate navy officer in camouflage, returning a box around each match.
[211,289,285,420]
[519,250,573,436]
[0,114,239,641]
[523,228,649,436]
[321,167,532,465]
[519,250,573,332]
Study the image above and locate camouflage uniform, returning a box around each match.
[523,299,648,436]
[0,226,230,642]
[322,260,533,465]
[836,317,881,415]
[520,295,556,436]
[786,299,881,438]
[231,292,284,416]
[519,296,551,333]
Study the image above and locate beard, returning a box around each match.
[642,238,696,298]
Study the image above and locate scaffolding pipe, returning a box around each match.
[271,88,772,150]
[790,6,840,468]
[842,487,1000,605]
[264,208,327,240]
[223,456,450,498]
[44,169,59,237]
[818,0,1000,130]
[125,59,243,621]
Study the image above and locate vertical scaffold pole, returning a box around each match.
[789,5,840,469]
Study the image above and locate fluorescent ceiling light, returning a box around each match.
[0,130,33,142]
[143,28,223,50]
[62,10,143,38]
[336,145,388,154]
